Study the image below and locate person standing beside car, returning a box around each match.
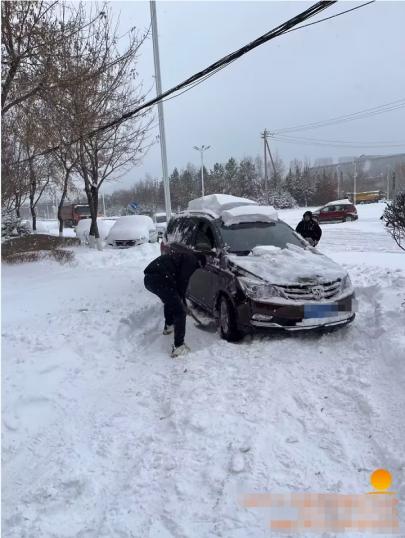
[295,211,322,246]
[144,251,206,358]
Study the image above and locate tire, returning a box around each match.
[218,295,242,342]
[343,216,351,222]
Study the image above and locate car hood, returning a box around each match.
[228,244,346,285]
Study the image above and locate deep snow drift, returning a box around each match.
[2,203,405,537]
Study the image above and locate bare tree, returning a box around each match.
[15,100,55,231]
[64,7,153,248]
[1,116,30,216]
[1,1,103,116]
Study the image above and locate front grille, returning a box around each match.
[279,279,342,301]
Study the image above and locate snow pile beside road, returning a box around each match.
[36,219,76,237]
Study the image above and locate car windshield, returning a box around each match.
[75,205,91,215]
[220,220,304,254]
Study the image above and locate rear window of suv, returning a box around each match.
[220,221,304,254]
[166,217,198,246]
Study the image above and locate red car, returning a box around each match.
[312,200,358,223]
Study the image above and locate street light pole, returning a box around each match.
[150,0,171,221]
[193,145,211,197]
[336,164,340,199]
[353,158,357,206]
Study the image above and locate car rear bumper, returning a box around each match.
[237,293,356,332]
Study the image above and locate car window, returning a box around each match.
[220,221,304,254]
[166,218,178,235]
[167,217,197,246]
[193,220,216,250]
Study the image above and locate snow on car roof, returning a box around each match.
[326,199,353,205]
[107,215,155,241]
[221,204,278,226]
[187,194,256,215]
[114,215,154,228]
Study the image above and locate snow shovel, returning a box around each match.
[186,304,218,333]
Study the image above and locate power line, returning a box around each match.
[272,133,405,149]
[274,99,405,134]
[13,0,376,165]
[283,0,375,35]
[161,2,376,107]
[15,1,338,164]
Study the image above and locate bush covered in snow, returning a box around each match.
[268,191,297,209]
[383,192,405,251]
[1,212,31,242]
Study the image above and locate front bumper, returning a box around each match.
[238,293,356,332]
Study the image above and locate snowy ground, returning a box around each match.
[35,219,77,238]
[2,203,405,537]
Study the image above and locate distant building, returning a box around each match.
[310,153,405,192]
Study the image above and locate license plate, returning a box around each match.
[304,303,338,318]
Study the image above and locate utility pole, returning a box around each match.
[261,129,277,203]
[261,129,269,202]
[150,0,171,220]
[336,165,340,199]
[353,158,357,205]
[193,145,211,197]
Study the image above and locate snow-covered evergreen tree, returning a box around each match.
[1,211,31,242]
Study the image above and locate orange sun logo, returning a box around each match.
[370,469,393,493]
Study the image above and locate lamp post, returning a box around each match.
[193,145,211,197]
[150,0,171,221]
[353,158,357,206]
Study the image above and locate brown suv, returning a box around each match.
[161,195,355,341]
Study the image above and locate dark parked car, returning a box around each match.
[161,195,355,341]
[312,200,358,223]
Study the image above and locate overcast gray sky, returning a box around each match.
[104,0,405,193]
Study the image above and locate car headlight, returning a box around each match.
[341,274,353,293]
[238,277,285,300]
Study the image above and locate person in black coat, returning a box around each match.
[295,211,322,246]
[144,252,206,357]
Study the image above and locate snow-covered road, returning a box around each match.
[2,203,405,537]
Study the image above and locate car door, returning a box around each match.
[323,205,338,222]
[334,205,345,220]
[187,219,218,311]
[318,206,329,222]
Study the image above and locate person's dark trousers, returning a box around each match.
[144,274,186,347]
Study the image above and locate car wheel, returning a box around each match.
[219,295,242,342]
[343,216,351,222]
